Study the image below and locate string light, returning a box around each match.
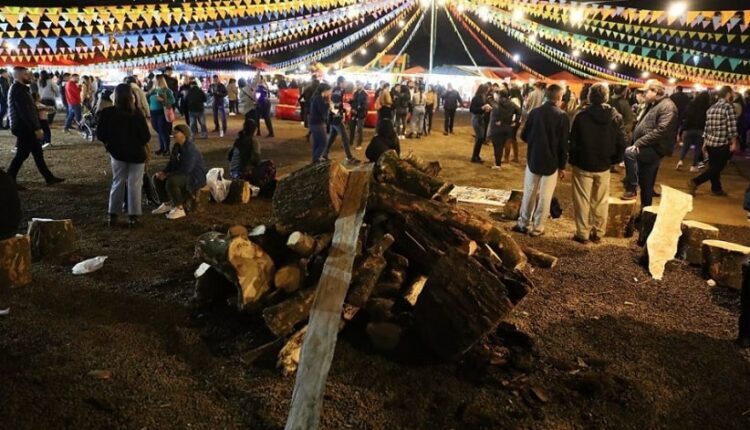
[398,19,406,27]
[377,35,385,43]
[608,62,618,70]
[512,9,524,21]
[668,2,687,18]
[456,3,465,13]
[512,53,520,62]
[572,49,580,58]
[360,48,367,55]
[669,77,678,84]
[569,8,584,25]
[527,34,537,43]
[641,71,651,78]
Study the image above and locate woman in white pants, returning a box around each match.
[409,86,426,138]
[96,84,151,228]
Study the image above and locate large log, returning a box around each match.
[224,179,251,204]
[522,246,558,269]
[27,218,77,260]
[0,234,32,288]
[702,240,750,289]
[195,232,275,311]
[272,161,349,234]
[285,165,372,430]
[369,182,526,271]
[375,150,452,199]
[502,189,524,220]
[414,249,516,361]
[263,287,317,337]
[248,224,290,266]
[287,231,316,257]
[402,151,442,177]
[605,198,637,238]
[637,205,659,246]
[678,221,719,265]
[345,233,395,307]
[275,263,304,293]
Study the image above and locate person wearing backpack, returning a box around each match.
[569,83,627,244]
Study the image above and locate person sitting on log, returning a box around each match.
[228,118,277,197]
[151,124,207,220]
[365,120,401,163]
[0,167,21,240]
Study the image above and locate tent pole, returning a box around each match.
[429,0,436,74]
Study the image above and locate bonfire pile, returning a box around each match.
[193,151,556,374]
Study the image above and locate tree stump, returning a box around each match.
[678,221,719,265]
[0,235,32,288]
[702,240,750,289]
[225,179,251,204]
[195,231,275,311]
[605,198,637,238]
[26,218,77,260]
[502,189,524,220]
[414,249,515,360]
[637,206,658,246]
[272,161,349,233]
[187,186,212,212]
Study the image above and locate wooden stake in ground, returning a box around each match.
[26,218,77,260]
[646,186,693,280]
[0,234,32,288]
[285,165,373,430]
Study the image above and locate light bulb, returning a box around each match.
[572,49,580,58]
[641,71,651,78]
[360,48,367,55]
[608,62,618,70]
[512,54,520,62]
[512,9,524,21]
[570,8,584,24]
[668,2,687,18]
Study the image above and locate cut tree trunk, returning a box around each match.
[503,190,524,220]
[263,287,317,337]
[702,240,750,289]
[678,221,719,265]
[345,233,395,307]
[375,150,452,199]
[189,186,212,212]
[224,179,251,204]
[278,326,307,376]
[26,218,77,260]
[414,249,516,361]
[273,161,349,234]
[637,205,659,246]
[403,276,428,306]
[248,224,291,266]
[402,151,442,176]
[522,246,558,269]
[195,231,276,311]
[0,234,32,288]
[605,198,637,238]
[287,231,317,257]
[275,263,304,293]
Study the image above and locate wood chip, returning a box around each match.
[87,370,112,380]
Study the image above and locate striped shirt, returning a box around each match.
[703,99,738,147]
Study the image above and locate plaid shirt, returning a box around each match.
[703,99,738,147]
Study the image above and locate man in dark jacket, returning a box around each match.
[349,81,369,150]
[323,77,358,163]
[6,67,64,189]
[442,83,462,135]
[488,89,522,169]
[0,69,10,129]
[570,83,627,244]
[185,80,208,139]
[513,84,569,237]
[208,75,228,135]
[621,79,678,207]
[309,83,332,162]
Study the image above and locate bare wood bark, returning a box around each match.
[27,218,77,260]
[522,246,558,269]
[263,287,317,337]
[402,151,442,176]
[702,240,750,289]
[345,233,395,307]
[605,197,638,238]
[274,263,304,293]
[0,234,32,288]
[224,179,251,204]
[287,231,317,257]
[375,150,452,199]
[678,221,719,265]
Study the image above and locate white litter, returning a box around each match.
[72,256,108,275]
[707,279,717,287]
[194,262,211,278]
[0,308,9,316]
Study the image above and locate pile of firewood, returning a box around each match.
[193,151,556,373]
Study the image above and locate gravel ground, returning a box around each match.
[1,111,749,430]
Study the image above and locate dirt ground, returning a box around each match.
[1,111,750,430]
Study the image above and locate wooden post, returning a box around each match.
[26,218,77,260]
[0,235,32,288]
[284,165,372,430]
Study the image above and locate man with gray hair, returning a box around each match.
[569,83,627,244]
[6,66,64,189]
[513,84,570,237]
[621,79,678,208]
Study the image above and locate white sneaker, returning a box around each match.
[219,130,224,137]
[42,143,52,150]
[689,166,700,173]
[675,160,683,171]
[11,147,17,153]
[151,203,172,215]
[491,165,502,171]
[166,206,186,220]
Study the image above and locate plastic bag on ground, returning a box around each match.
[205,167,232,203]
[72,256,108,275]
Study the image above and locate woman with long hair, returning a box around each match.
[147,75,175,155]
[37,71,59,126]
[97,83,151,228]
[469,84,492,163]
[366,119,401,162]
[228,118,277,196]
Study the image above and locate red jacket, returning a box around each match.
[65,81,81,106]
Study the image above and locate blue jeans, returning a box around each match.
[325,122,354,159]
[349,117,365,147]
[212,103,227,132]
[150,109,170,153]
[189,110,208,138]
[108,157,145,216]
[680,129,704,166]
[63,104,82,130]
[310,124,328,162]
[471,114,486,160]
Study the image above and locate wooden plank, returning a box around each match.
[646,186,693,280]
[284,164,373,430]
